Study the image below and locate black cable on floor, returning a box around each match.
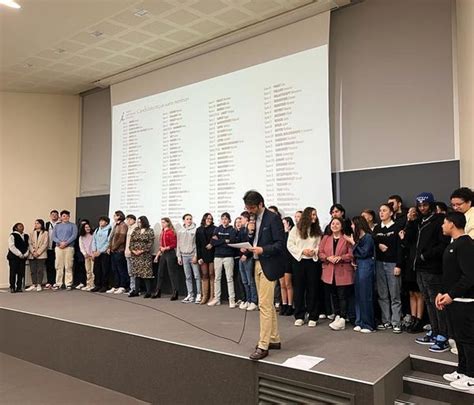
[90,292,248,345]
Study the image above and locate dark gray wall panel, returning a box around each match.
[335,160,460,218]
[76,194,110,226]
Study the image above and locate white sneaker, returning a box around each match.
[329,315,345,331]
[36,285,42,292]
[75,283,85,290]
[239,301,249,310]
[353,326,362,332]
[247,302,258,311]
[114,287,126,294]
[360,328,373,334]
[66,286,72,291]
[319,314,327,319]
[275,302,280,309]
[443,371,466,382]
[207,298,220,306]
[106,287,116,294]
[308,320,317,327]
[26,285,36,292]
[451,347,458,355]
[52,284,60,291]
[294,319,304,327]
[81,286,90,291]
[195,294,201,304]
[450,376,474,392]
[328,314,336,321]
[229,298,236,308]
[182,294,193,303]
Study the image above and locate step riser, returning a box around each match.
[403,380,473,405]
[410,358,457,376]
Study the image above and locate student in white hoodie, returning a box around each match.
[177,214,201,303]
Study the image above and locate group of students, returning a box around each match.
[6,187,474,391]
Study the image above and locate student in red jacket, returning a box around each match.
[319,218,354,331]
[152,218,179,300]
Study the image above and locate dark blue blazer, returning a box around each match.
[245,208,285,281]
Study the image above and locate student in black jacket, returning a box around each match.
[7,223,29,293]
[196,213,216,305]
[207,212,237,308]
[437,212,474,391]
[404,193,451,352]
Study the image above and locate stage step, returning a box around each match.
[409,354,457,376]
[394,393,450,405]
[402,370,473,404]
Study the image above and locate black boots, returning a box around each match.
[170,290,178,301]
[151,289,161,299]
[407,317,424,334]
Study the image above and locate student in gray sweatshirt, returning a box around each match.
[177,214,201,303]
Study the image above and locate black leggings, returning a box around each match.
[325,282,353,318]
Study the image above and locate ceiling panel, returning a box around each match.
[0,0,346,94]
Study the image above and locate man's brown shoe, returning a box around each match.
[249,347,269,361]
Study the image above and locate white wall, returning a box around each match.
[456,0,474,187]
[0,92,81,288]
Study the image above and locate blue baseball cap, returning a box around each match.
[415,192,435,205]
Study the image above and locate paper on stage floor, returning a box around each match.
[282,355,325,370]
[227,242,253,249]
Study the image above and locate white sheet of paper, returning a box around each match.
[281,355,325,370]
[227,242,253,249]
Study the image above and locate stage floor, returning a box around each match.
[0,289,456,385]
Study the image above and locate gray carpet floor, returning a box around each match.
[0,289,457,384]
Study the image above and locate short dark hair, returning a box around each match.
[221,212,231,221]
[182,213,192,221]
[361,209,377,222]
[243,190,264,206]
[50,210,59,215]
[98,216,110,224]
[435,201,448,212]
[12,222,23,232]
[445,211,467,229]
[35,219,46,231]
[138,216,150,229]
[381,202,394,213]
[330,204,346,217]
[60,210,70,216]
[240,211,250,220]
[200,213,214,227]
[450,187,473,203]
[283,216,295,229]
[126,214,136,221]
[388,195,403,204]
[115,210,125,221]
[268,205,281,218]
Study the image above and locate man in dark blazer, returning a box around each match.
[242,190,285,360]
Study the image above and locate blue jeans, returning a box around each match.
[376,261,401,326]
[355,258,375,330]
[126,257,135,291]
[239,257,257,304]
[182,255,201,297]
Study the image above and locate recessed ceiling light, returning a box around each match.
[0,0,21,9]
[133,9,149,17]
[90,31,104,38]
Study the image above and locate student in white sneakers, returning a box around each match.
[125,215,138,294]
[177,214,201,304]
[319,218,354,331]
[437,212,474,393]
[27,219,48,292]
[107,210,129,294]
[8,223,29,293]
[79,223,95,291]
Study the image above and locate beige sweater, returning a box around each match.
[29,230,49,259]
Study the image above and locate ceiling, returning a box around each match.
[0,0,343,95]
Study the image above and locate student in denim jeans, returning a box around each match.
[237,212,257,311]
[373,203,403,333]
[177,214,201,304]
[403,192,450,352]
